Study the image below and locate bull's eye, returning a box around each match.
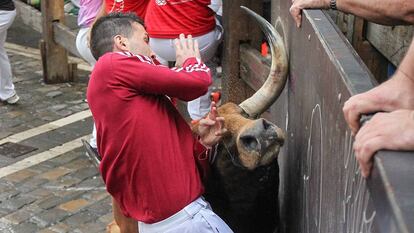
[240,135,258,151]
[262,119,271,130]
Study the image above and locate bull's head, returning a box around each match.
[210,7,288,170]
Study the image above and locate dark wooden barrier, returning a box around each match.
[14,0,79,83]
[223,0,414,232]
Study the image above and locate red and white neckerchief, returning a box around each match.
[109,0,125,13]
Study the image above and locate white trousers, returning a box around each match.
[150,21,223,119]
[76,27,97,148]
[138,197,233,233]
[0,10,16,101]
[76,27,96,67]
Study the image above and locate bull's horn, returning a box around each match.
[239,6,288,118]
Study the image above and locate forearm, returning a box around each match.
[397,38,414,82]
[337,0,414,25]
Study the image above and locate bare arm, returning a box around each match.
[338,0,414,25]
[290,0,414,27]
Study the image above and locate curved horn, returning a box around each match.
[239,6,288,118]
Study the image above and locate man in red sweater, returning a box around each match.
[88,13,233,233]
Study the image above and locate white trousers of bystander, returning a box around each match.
[150,22,223,120]
[76,27,97,148]
[138,197,233,233]
[0,9,17,101]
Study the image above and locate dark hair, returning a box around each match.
[90,12,145,60]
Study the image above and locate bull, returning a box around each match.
[102,6,288,233]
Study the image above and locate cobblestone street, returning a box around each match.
[0,23,113,232]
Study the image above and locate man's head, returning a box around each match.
[90,12,153,59]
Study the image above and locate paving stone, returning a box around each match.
[48,222,71,233]
[2,209,31,224]
[58,199,90,213]
[0,208,14,218]
[4,169,38,183]
[38,192,83,210]
[31,208,70,228]
[49,104,67,111]
[72,167,99,181]
[5,111,24,118]
[1,195,36,211]
[10,222,40,233]
[15,182,39,194]
[63,211,98,227]
[82,190,109,202]
[98,212,113,224]
[30,163,57,173]
[37,167,72,181]
[23,203,43,216]
[46,177,82,189]
[38,228,57,233]
[0,188,20,201]
[21,177,49,188]
[49,151,82,166]
[0,131,12,139]
[73,221,106,233]
[86,199,112,216]
[0,220,14,233]
[36,86,60,93]
[65,100,84,105]
[63,158,91,171]
[26,188,53,199]
[56,109,73,117]
[46,91,63,98]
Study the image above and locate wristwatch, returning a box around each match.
[330,0,337,10]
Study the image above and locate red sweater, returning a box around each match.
[145,0,216,38]
[105,0,149,18]
[87,52,211,223]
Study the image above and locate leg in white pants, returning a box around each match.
[76,27,96,67]
[138,197,233,233]
[76,27,98,148]
[0,10,17,101]
[149,21,223,119]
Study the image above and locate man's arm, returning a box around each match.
[290,0,414,27]
[112,56,212,101]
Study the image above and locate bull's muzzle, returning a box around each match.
[236,119,285,169]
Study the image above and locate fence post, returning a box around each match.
[222,0,263,104]
[40,0,72,83]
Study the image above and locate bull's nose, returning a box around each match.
[238,119,282,153]
[240,135,260,152]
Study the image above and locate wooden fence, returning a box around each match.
[13,0,414,232]
[222,0,414,232]
[15,0,79,83]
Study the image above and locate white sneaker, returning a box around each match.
[5,94,20,104]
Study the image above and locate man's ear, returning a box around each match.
[113,35,128,51]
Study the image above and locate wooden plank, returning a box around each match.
[41,0,72,83]
[239,44,269,91]
[222,0,261,104]
[352,17,388,83]
[14,0,42,33]
[53,22,81,58]
[366,23,413,67]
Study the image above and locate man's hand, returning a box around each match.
[175,34,201,67]
[198,101,227,148]
[353,110,414,177]
[289,0,330,27]
[343,71,414,135]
